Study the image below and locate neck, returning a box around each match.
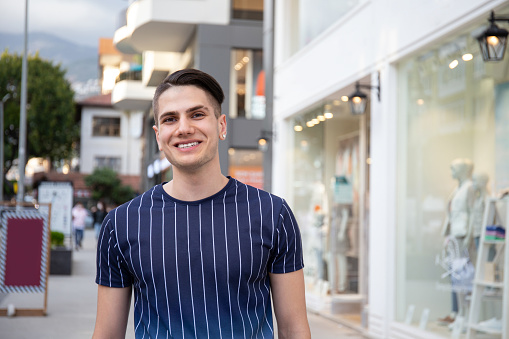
[163,165,228,201]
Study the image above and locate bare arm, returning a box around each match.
[270,269,311,339]
[92,285,132,339]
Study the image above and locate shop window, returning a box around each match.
[229,49,265,120]
[92,117,121,137]
[288,103,368,303]
[228,148,263,189]
[396,29,508,335]
[94,156,121,172]
[232,0,263,21]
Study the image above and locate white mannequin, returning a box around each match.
[470,173,490,246]
[442,158,475,246]
[309,181,328,287]
[327,206,349,294]
[440,158,475,324]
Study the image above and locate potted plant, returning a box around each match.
[49,231,72,275]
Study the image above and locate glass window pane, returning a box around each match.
[232,0,263,20]
[92,117,121,137]
[395,28,509,334]
[229,49,265,119]
[285,0,360,58]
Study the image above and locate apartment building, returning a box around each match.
[111,0,266,192]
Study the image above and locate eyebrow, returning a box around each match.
[159,105,210,121]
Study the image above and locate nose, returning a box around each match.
[176,116,194,136]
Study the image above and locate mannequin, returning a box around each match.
[327,204,350,294]
[439,158,475,325]
[470,173,490,250]
[309,181,329,288]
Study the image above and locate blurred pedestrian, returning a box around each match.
[71,202,88,250]
[92,202,107,239]
[93,69,310,339]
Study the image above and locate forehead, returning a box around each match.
[158,85,213,111]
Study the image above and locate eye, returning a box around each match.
[162,116,177,123]
[192,112,205,118]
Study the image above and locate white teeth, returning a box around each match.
[178,142,199,149]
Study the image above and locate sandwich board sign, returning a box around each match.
[38,182,73,236]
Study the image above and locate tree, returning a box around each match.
[84,167,136,206]
[0,50,78,176]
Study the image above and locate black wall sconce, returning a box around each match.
[257,130,274,152]
[477,11,509,62]
[348,73,381,115]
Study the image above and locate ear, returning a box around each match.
[152,125,162,151]
[218,114,227,138]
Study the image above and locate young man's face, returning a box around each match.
[152,85,226,173]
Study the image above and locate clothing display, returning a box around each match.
[96,177,304,338]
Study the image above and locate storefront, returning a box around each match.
[286,99,370,328]
[394,13,509,338]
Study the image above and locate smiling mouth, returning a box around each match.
[177,142,199,149]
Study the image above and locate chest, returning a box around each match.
[117,202,276,285]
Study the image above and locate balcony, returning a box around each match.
[111,70,155,111]
[114,0,230,53]
[142,51,192,87]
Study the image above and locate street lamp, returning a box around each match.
[477,11,509,62]
[348,73,381,115]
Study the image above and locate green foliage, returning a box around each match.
[85,167,135,206]
[50,230,65,247]
[0,50,78,172]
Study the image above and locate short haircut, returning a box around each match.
[152,69,225,123]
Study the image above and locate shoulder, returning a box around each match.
[230,178,286,210]
[106,185,162,220]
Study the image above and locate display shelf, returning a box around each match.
[467,198,508,339]
[469,324,502,335]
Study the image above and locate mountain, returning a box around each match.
[0,31,99,83]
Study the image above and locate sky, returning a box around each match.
[0,0,128,48]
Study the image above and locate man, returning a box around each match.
[93,69,310,339]
[71,202,88,250]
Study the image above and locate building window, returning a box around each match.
[94,156,121,172]
[232,0,263,20]
[92,117,121,137]
[229,49,265,120]
[285,0,360,59]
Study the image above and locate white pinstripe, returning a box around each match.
[199,203,210,339]
[186,205,197,337]
[223,191,234,338]
[161,196,171,338]
[148,190,158,337]
[234,181,247,338]
[245,184,255,337]
[212,199,223,338]
[283,204,298,271]
[174,202,184,338]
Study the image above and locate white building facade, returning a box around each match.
[79,96,143,177]
[272,0,509,338]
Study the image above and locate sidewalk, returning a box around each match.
[0,228,365,338]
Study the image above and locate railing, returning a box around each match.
[115,70,142,83]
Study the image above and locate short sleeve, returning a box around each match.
[95,213,133,288]
[269,200,304,274]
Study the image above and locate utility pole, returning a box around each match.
[262,0,274,192]
[0,93,11,202]
[17,0,29,204]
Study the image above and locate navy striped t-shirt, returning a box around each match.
[96,177,304,339]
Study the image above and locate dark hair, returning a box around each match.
[152,68,224,123]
